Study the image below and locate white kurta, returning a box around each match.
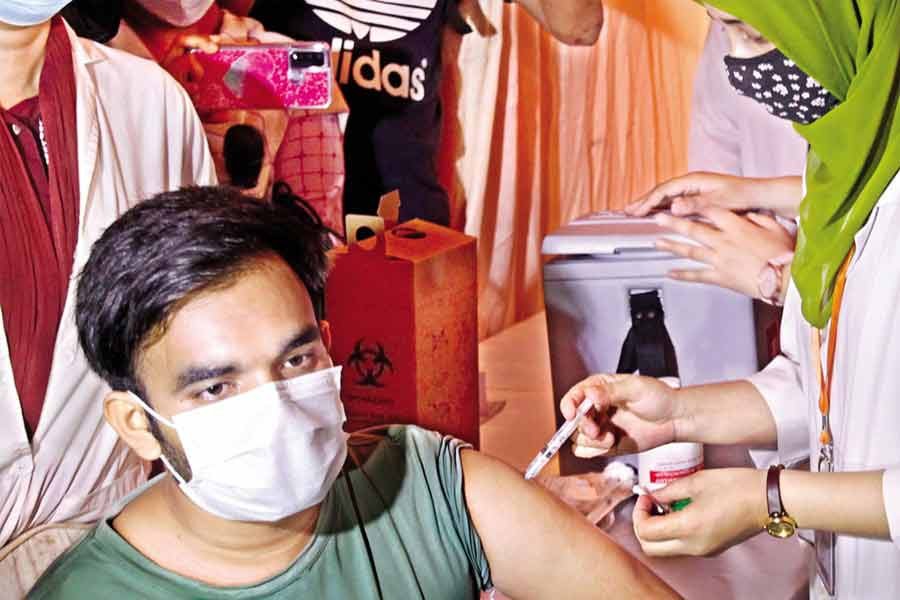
[0,25,215,549]
[749,170,900,598]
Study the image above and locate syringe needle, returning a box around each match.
[523,397,594,480]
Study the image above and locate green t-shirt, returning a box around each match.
[29,426,492,599]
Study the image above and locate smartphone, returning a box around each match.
[187,42,332,111]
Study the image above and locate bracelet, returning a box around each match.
[757,252,794,306]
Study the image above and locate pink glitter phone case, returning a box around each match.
[188,42,331,111]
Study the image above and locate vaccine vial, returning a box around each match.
[638,377,704,492]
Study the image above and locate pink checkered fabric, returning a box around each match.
[274,113,345,235]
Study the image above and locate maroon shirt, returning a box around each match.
[5,98,50,205]
[1,98,57,440]
[0,17,80,442]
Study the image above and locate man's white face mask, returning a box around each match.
[130,366,348,522]
[0,0,71,26]
[132,0,215,27]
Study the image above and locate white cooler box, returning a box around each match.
[542,212,780,474]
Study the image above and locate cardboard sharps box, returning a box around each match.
[326,219,479,447]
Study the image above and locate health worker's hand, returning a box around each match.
[627,172,770,217]
[633,468,769,557]
[654,208,795,300]
[560,374,679,459]
[627,172,802,219]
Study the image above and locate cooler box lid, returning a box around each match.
[542,211,694,257]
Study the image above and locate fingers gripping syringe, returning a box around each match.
[524,397,594,480]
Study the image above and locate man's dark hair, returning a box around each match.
[76,185,332,394]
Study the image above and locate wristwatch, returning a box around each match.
[764,465,797,538]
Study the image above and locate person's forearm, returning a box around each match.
[779,470,891,539]
[513,0,604,46]
[673,381,778,447]
[753,175,802,219]
[462,450,679,599]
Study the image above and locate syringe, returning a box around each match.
[524,397,594,480]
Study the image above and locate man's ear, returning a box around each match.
[319,320,332,352]
[104,391,162,461]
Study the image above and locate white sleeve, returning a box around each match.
[746,287,809,468]
[883,470,900,549]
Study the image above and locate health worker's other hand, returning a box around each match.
[560,374,678,459]
[633,468,768,557]
[654,208,795,299]
[626,172,767,217]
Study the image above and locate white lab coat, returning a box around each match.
[749,170,900,598]
[0,25,215,548]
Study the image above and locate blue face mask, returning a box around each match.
[0,1,72,27]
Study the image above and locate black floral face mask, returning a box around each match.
[723,47,839,125]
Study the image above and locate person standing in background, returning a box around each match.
[571,3,900,597]
[0,1,214,592]
[627,10,809,305]
[117,0,349,230]
[238,0,603,226]
[688,20,806,179]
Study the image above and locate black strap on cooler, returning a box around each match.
[616,290,679,378]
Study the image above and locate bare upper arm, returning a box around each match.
[512,0,605,46]
[460,450,680,599]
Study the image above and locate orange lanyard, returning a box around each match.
[811,247,855,451]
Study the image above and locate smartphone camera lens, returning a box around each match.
[290,49,325,69]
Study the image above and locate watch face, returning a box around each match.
[766,516,796,539]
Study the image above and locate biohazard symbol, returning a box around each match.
[346,339,395,387]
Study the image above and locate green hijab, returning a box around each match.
[707,1,900,328]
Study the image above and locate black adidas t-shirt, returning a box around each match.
[251,0,469,225]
